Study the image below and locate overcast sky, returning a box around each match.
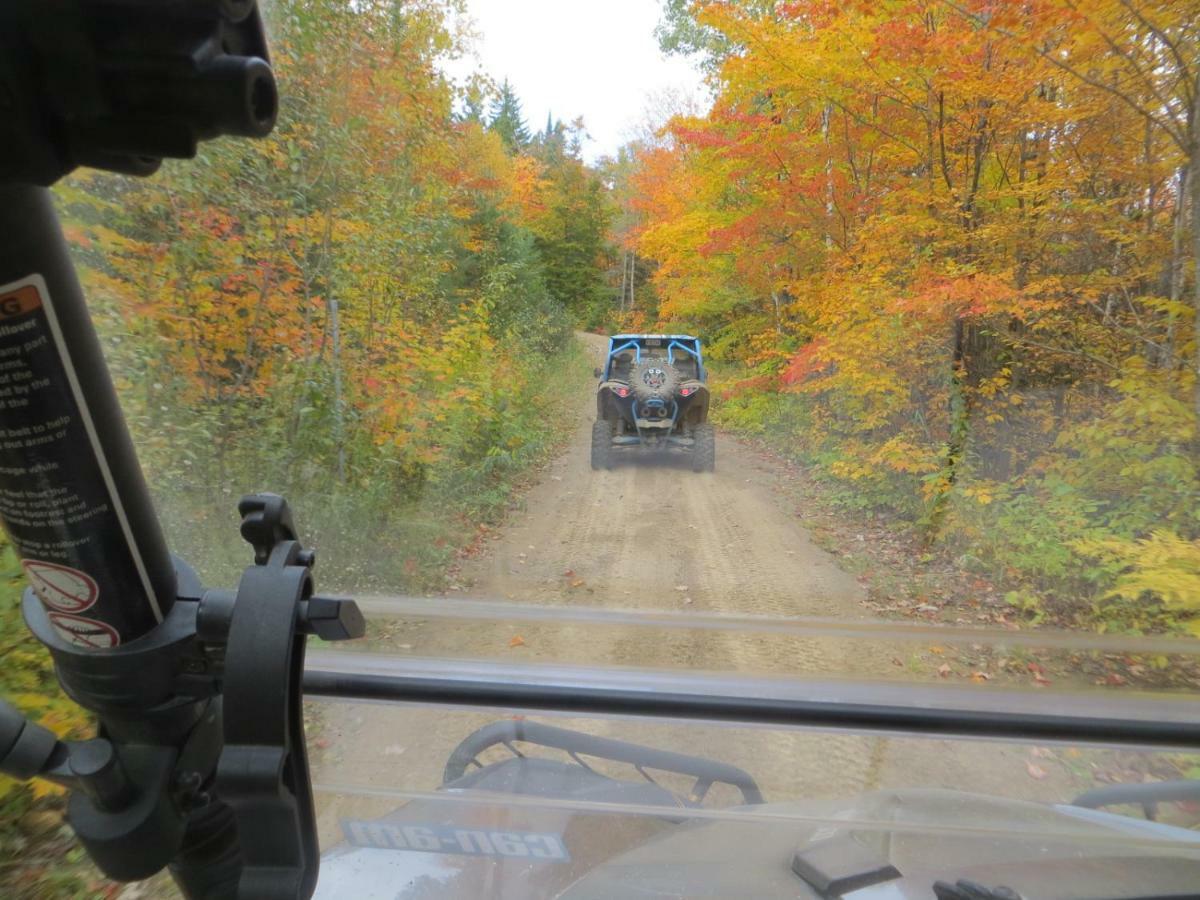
[440,0,706,162]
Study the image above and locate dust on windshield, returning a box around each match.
[4,0,1199,895]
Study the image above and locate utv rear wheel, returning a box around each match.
[692,423,715,472]
[591,419,613,470]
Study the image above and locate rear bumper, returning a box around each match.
[597,382,709,428]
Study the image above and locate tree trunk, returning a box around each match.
[629,251,636,311]
[330,295,347,484]
[1191,149,1200,438]
[619,250,628,312]
[1190,73,1200,438]
[1165,165,1188,369]
[822,103,834,249]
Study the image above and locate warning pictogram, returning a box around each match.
[46,612,120,649]
[23,559,100,614]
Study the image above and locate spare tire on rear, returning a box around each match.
[628,360,680,403]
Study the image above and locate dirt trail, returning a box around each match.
[311,333,1077,845]
[453,332,880,676]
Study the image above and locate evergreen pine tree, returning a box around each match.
[488,79,531,152]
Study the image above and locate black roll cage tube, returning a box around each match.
[302,660,1200,751]
[0,3,1197,899]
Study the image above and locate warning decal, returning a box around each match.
[0,274,161,645]
[46,611,120,650]
[22,559,99,613]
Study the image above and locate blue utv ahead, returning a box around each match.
[591,334,714,472]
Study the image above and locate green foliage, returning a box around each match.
[489,79,532,152]
[655,0,774,71]
[1078,532,1200,635]
[714,388,789,436]
[529,148,615,328]
[1051,362,1200,538]
[960,485,1094,581]
[484,226,573,354]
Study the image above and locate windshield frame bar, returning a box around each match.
[303,656,1200,750]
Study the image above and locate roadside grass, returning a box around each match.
[151,338,590,597]
[708,360,1200,683]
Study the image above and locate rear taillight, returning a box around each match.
[614,386,631,398]
[680,385,698,397]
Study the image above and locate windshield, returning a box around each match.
[3,0,1199,897]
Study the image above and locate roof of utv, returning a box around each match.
[610,334,699,342]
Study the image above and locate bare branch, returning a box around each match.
[1065,0,1188,124]
[1006,335,1121,372]
[1114,0,1195,104]
[940,0,1189,151]
[828,96,925,160]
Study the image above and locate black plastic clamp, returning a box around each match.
[211,494,364,898]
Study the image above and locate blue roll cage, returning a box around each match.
[603,334,705,381]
